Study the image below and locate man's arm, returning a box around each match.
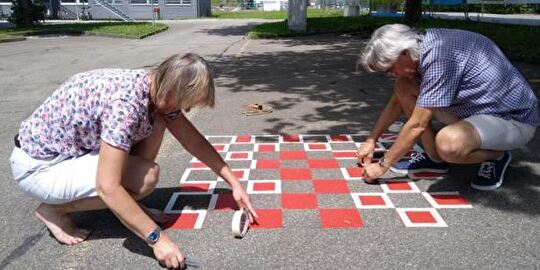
[366,94,403,143]
[382,106,434,167]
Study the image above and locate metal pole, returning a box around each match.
[151,0,155,25]
[75,0,80,20]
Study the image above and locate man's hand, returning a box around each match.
[232,184,258,223]
[152,233,185,269]
[362,162,388,183]
[356,141,376,165]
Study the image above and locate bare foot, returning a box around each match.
[35,203,91,245]
[139,204,171,224]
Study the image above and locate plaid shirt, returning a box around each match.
[417,28,539,127]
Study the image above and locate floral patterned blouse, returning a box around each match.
[18,69,182,159]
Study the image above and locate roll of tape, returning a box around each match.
[231,210,249,238]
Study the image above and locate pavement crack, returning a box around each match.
[0,228,46,270]
[217,38,244,59]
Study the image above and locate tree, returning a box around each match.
[8,0,46,27]
[404,0,422,26]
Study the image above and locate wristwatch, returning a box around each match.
[146,226,162,246]
[378,155,389,168]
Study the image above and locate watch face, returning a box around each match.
[149,232,159,242]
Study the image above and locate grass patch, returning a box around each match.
[248,16,540,63]
[211,8,343,19]
[0,22,168,41]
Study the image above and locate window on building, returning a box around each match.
[102,0,123,4]
[130,0,157,4]
[165,0,190,4]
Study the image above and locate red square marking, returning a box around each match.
[406,211,437,223]
[258,144,275,152]
[213,144,226,151]
[313,180,350,193]
[282,134,300,142]
[432,194,469,205]
[330,135,349,142]
[319,209,363,228]
[180,183,211,192]
[251,209,283,229]
[235,136,252,143]
[256,160,281,169]
[169,213,199,229]
[230,152,249,159]
[387,181,413,191]
[215,194,239,211]
[191,162,208,168]
[232,170,245,179]
[253,182,276,191]
[359,195,386,206]
[280,151,307,160]
[281,193,318,209]
[308,143,327,150]
[280,168,312,180]
[347,168,363,178]
[333,151,357,158]
[308,159,339,169]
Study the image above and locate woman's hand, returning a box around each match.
[231,183,258,223]
[152,233,185,269]
[356,140,376,165]
[362,163,388,184]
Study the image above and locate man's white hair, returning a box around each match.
[360,24,423,73]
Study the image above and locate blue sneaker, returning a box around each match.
[390,152,449,174]
[471,151,512,191]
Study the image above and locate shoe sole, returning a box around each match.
[470,153,512,191]
[390,167,448,175]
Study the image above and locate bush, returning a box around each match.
[8,0,46,27]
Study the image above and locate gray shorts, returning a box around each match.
[433,110,536,151]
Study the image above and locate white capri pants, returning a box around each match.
[433,111,537,151]
[10,148,99,205]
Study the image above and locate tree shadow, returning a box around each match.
[202,33,540,215]
[73,187,234,260]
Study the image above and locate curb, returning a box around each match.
[0,37,27,43]
[1,25,169,42]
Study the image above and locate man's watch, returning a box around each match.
[146,226,162,246]
[378,155,389,168]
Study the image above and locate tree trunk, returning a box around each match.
[404,0,422,26]
[20,0,33,26]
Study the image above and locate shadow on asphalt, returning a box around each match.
[205,32,540,216]
[74,187,234,260]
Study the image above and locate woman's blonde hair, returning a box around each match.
[152,53,215,109]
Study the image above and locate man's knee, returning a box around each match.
[435,129,471,163]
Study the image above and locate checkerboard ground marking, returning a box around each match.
[380,179,421,193]
[351,192,395,209]
[247,180,282,194]
[179,181,217,194]
[164,192,218,213]
[396,208,448,227]
[422,192,473,209]
[169,133,471,230]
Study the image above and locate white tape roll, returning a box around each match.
[231,210,249,238]
[388,121,404,133]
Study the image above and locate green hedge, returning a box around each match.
[248,16,540,64]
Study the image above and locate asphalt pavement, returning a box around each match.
[1,19,539,269]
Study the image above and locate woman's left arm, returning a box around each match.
[166,113,258,221]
